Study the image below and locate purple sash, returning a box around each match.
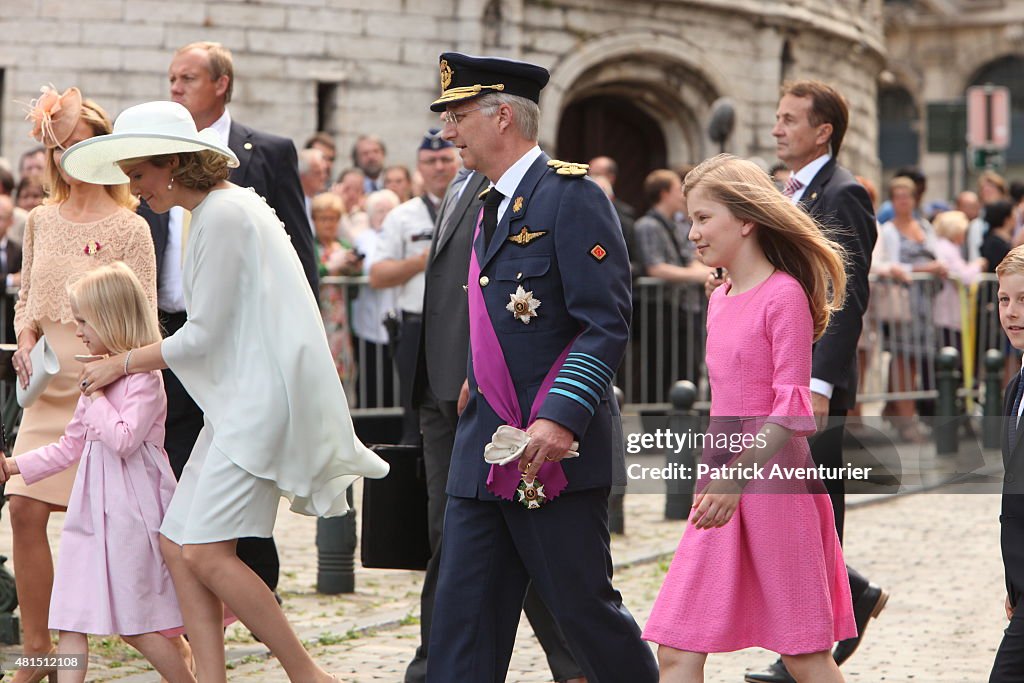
[467,208,571,502]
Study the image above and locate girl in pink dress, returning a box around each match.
[0,263,195,683]
[643,155,857,682]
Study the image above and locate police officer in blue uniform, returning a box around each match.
[425,52,658,682]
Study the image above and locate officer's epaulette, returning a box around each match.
[546,159,589,177]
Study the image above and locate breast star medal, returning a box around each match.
[517,475,547,509]
[507,285,540,324]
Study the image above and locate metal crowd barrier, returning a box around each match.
[315,273,1012,415]
[5,272,1003,420]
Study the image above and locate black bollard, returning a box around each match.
[0,554,17,644]
[984,349,1005,450]
[665,380,698,520]
[935,346,961,455]
[608,386,626,535]
[0,369,19,643]
[316,486,357,594]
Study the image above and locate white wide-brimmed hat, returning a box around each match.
[60,100,239,185]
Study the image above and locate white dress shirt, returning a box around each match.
[786,152,834,400]
[492,145,543,223]
[159,109,232,313]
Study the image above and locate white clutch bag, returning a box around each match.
[17,335,60,408]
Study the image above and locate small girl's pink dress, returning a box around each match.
[643,271,857,655]
[16,371,183,636]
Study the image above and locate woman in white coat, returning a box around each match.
[61,101,389,683]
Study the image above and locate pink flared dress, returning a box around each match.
[14,371,183,636]
[643,271,857,655]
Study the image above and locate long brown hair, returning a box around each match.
[684,154,847,340]
[44,98,137,209]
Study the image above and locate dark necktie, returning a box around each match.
[1009,372,1024,453]
[483,188,504,248]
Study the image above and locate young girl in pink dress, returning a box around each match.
[643,155,857,682]
[1,262,194,683]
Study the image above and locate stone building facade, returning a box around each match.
[882,0,1024,200]
[0,0,885,209]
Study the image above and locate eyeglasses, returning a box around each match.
[441,107,484,127]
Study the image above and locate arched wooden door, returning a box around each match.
[557,95,668,214]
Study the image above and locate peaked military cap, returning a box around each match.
[430,52,550,112]
[420,127,454,151]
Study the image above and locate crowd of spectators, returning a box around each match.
[5,123,1020,424]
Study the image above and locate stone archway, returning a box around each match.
[541,31,727,210]
[557,95,667,212]
[878,83,920,172]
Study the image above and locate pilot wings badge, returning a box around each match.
[508,227,547,246]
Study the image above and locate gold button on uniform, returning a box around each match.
[479,276,490,287]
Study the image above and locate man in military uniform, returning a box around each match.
[425,52,658,682]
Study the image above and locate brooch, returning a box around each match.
[83,241,102,256]
[516,475,547,509]
[507,285,540,324]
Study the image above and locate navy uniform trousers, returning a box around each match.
[428,489,656,682]
[425,152,657,682]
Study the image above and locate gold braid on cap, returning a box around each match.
[435,83,506,105]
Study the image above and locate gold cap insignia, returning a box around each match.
[508,227,547,246]
[440,59,453,92]
[512,196,524,213]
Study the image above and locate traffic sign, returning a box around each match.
[967,85,1010,149]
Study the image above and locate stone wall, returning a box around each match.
[0,0,883,176]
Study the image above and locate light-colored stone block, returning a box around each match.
[207,4,287,29]
[40,0,123,20]
[246,29,326,57]
[365,12,439,40]
[286,7,364,35]
[81,22,165,47]
[124,1,209,25]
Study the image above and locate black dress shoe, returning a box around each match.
[833,582,889,666]
[744,659,795,683]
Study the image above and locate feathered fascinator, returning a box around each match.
[25,85,83,149]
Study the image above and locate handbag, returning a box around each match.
[871,279,912,324]
[16,335,60,408]
[361,444,431,570]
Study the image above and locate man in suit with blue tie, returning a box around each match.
[992,246,1024,683]
[424,52,658,682]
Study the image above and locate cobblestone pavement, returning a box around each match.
[0,483,1006,682]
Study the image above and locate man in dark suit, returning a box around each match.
[405,162,583,681]
[745,80,885,683]
[424,52,657,682]
[0,195,21,344]
[992,247,1024,682]
[140,41,318,593]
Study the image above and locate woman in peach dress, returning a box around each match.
[7,86,156,682]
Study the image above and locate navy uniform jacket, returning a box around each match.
[447,152,631,499]
[1001,374,1024,608]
